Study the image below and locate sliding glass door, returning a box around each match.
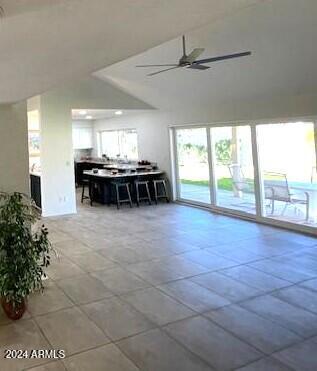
[175,128,210,204]
[257,122,317,226]
[211,125,256,214]
[173,119,317,232]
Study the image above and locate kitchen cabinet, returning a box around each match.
[73,127,93,149]
[30,174,41,209]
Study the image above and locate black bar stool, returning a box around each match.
[135,180,151,207]
[153,179,169,204]
[111,181,133,209]
[81,179,90,203]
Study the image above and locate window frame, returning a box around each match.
[98,128,139,160]
[170,117,317,235]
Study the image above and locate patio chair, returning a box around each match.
[228,164,253,194]
[263,172,310,221]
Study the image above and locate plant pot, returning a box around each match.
[1,297,26,320]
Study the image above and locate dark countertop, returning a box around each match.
[84,169,163,179]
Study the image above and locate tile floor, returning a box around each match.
[1,200,317,371]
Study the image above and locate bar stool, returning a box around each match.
[153,179,169,204]
[135,180,151,207]
[111,181,133,209]
[81,179,90,203]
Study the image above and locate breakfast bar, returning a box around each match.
[83,169,167,207]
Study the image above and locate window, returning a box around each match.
[27,110,41,172]
[100,129,138,160]
[211,125,256,214]
[172,120,317,232]
[257,122,316,225]
[175,128,210,204]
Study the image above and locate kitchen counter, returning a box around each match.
[30,171,41,177]
[30,173,41,208]
[75,159,107,165]
[84,169,163,179]
[83,169,165,205]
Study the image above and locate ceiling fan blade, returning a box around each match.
[148,66,181,76]
[194,51,251,65]
[186,48,205,63]
[136,64,178,67]
[188,64,210,70]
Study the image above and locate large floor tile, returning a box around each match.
[36,307,109,355]
[248,259,313,283]
[121,287,194,325]
[68,252,118,272]
[63,344,139,371]
[206,304,300,354]
[236,357,293,371]
[54,239,92,256]
[164,316,262,370]
[275,230,317,247]
[180,250,238,270]
[273,285,317,314]
[300,277,317,292]
[273,338,317,371]
[81,297,155,341]
[98,245,156,265]
[0,319,51,371]
[207,245,264,264]
[191,272,261,302]
[91,267,150,294]
[46,255,86,280]
[56,274,113,304]
[28,280,73,316]
[48,230,71,244]
[26,361,67,371]
[158,279,230,312]
[219,265,290,292]
[127,256,209,285]
[126,260,184,285]
[117,328,212,371]
[241,294,317,338]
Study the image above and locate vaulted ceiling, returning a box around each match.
[0,0,262,103]
[95,0,317,112]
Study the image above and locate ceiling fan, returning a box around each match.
[136,35,251,76]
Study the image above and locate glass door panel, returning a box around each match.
[211,126,256,214]
[257,122,317,226]
[176,128,210,204]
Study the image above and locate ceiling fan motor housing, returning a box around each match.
[179,55,191,67]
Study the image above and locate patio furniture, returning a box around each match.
[263,172,310,221]
[228,164,253,194]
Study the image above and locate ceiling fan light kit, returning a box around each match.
[136,35,251,76]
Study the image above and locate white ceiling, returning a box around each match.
[95,0,317,112]
[72,109,150,121]
[0,0,262,103]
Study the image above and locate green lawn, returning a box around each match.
[181,178,234,191]
[181,178,254,193]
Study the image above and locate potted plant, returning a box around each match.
[0,192,51,320]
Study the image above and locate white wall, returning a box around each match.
[40,95,77,217]
[94,92,317,183]
[31,77,151,217]
[0,102,29,194]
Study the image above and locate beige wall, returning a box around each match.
[0,102,29,194]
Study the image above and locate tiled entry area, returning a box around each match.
[1,203,317,370]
